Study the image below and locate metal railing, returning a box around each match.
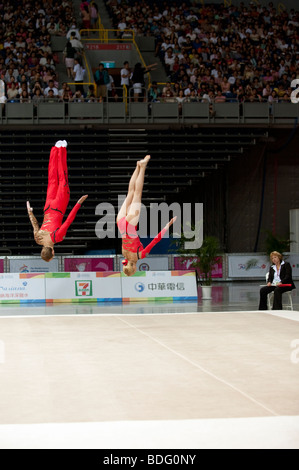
[79,28,153,89]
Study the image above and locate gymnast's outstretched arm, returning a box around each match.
[27,200,40,236]
[139,216,177,259]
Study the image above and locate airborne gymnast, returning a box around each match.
[27,140,88,261]
[117,155,176,276]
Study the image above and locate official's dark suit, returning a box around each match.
[259,261,296,310]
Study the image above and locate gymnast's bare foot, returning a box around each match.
[138,155,151,168]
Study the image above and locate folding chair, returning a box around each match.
[265,273,294,310]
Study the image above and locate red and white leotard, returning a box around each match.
[117,217,168,260]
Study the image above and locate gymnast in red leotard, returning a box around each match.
[27,140,88,262]
[116,155,176,276]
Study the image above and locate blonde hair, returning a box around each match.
[270,251,283,262]
[123,264,136,276]
[41,246,53,262]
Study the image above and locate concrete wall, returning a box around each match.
[183,127,299,254]
[86,49,140,70]
[226,128,299,253]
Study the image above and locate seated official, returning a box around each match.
[259,251,296,310]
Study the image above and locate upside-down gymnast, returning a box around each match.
[27,140,88,262]
[116,155,176,276]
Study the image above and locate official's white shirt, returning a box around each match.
[272,260,284,285]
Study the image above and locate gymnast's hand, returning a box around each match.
[164,216,177,231]
[77,195,88,205]
[27,201,33,213]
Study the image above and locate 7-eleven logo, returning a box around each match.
[75,280,93,296]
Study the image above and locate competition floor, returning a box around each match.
[0,282,299,449]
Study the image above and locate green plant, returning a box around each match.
[264,230,291,256]
[177,234,220,286]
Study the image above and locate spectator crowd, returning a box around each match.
[106,0,299,105]
[0,0,298,107]
[0,0,93,104]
